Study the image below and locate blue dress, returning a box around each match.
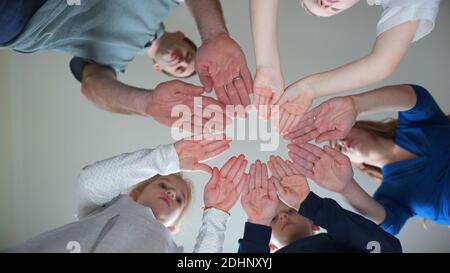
[373,85,450,235]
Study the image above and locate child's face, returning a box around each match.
[136,175,189,227]
[270,202,313,248]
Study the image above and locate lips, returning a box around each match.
[282,222,293,231]
[160,196,171,207]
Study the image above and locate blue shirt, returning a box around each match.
[238,192,402,253]
[374,85,450,235]
[1,0,179,81]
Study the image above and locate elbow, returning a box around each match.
[81,78,94,102]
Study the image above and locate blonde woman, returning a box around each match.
[4,137,250,252]
[286,84,450,235]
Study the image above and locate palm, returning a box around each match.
[316,97,357,139]
[254,69,284,102]
[205,176,239,210]
[311,155,353,193]
[280,90,314,116]
[241,188,277,221]
[276,175,309,208]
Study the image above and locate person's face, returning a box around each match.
[135,175,189,227]
[334,127,378,165]
[270,202,313,248]
[153,31,196,78]
[301,0,359,17]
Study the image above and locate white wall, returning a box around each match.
[1,0,449,252]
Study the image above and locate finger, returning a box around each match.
[278,109,289,133]
[204,144,230,160]
[215,86,231,105]
[283,124,314,141]
[225,83,242,106]
[288,151,315,170]
[193,163,213,174]
[207,167,221,188]
[315,130,344,144]
[249,163,256,190]
[286,160,301,175]
[324,145,349,164]
[255,160,262,188]
[261,163,269,189]
[227,155,245,180]
[254,94,261,108]
[199,96,227,113]
[267,159,281,179]
[236,174,249,195]
[220,156,237,176]
[276,156,294,176]
[241,67,253,95]
[292,129,321,144]
[233,159,248,186]
[268,177,278,199]
[281,114,296,135]
[287,115,303,133]
[198,74,213,92]
[243,173,251,196]
[298,143,324,158]
[233,77,251,106]
[271,156,287,177]
[273,178,286,197]
[202,139,231,153]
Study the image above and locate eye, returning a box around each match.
[159,182,167,189]
[271,216,277,224]
[288,209,296,214]
[176,196,183,205]
[331,7,340,12]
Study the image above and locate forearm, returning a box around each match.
[341,179,386,224]
[193,208,230,253]
[351,85,417,116]
[294,21,418,99]
[82,75,152,116]
[250,0,281,70]
[185,0,228,43]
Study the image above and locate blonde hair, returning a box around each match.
[130,173,193,231]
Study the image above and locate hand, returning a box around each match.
[241,160,278,226]
[204,155,249,213]
[287,143,354,194]
[284,96,357,144]
[195,34,253,107]
[253,67,285,119]
[267,156,309,210]
[175,135,231,173]
[146,80,230,133]
[273,81,316,135]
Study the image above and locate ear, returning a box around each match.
[153,63,161,71]
[268,243,278,253]
[129,190,140,202]
[175,31,185,39]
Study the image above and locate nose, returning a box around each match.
[166,189,176,200]
[319,0,330,8]
[278,212,288,223]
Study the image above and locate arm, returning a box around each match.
[193,155,249,253]
[250,0,285,114]
[299,192,402,253]
[81,63,150,115]
[77,144,180,218]
[185,0,228,43]
[292,21,419,99]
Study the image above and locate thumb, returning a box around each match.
[194,163,213,174]
[199,74,213,93]
[182,84,205,96]
[315,130,342,143]
[268,178,278,199]
[207,167,220,188]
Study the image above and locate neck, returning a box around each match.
[366,138,414,168]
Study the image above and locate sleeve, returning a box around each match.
[192,208,230,253]
[238,222,272,253]
[69,56,122,83]
[299,192,403,253]
[372,194,413,236]
[76,144,180,218]
[376,0,441,43]
[397,84,449,128]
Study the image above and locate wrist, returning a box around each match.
[350,94,364,116]
[202,29,229,44]
[142,90,155,117]
[340,178,357,198]
[293,80,317,101]
[204,203,230,215]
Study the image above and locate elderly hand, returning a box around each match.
[195,34,253,108]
